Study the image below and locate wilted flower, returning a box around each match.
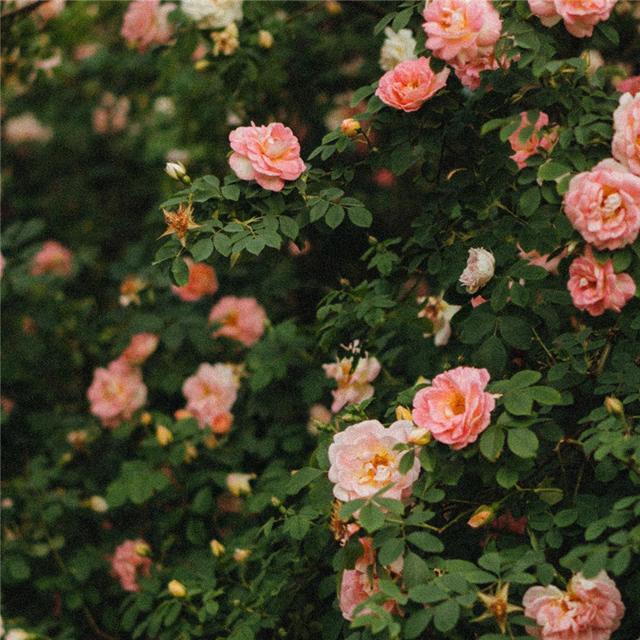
[475,583,521,634]
[66,429,88,449]
[110,539,152,592]
[379,27,417,71]
[160,202,201,247]
[340,117,360,137]
[307,403,332,435]
[119,275,146,307]
[322,353,381,413]
[212,22,239,56]
[459,248,495,293]
[417,294,461,346]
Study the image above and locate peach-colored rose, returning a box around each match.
[563,159,640,251]
[517,244,568,275]
[87,358,147,428]
[228,122,305,192]
[528,0,562,27]
[209,296,266,347]
[422,0,502,62]
[451,51,501,90]
[110,540,152,592]
[567,246,635,316]
[171,258,218,301]
[328,419,421,501]
[522,571,624,640]
[412,366,497,450]
[3,113,52,145]
[121,333,159,366]
[616,75,640,97]
[323,354,381,413]
[612,92,640,176]
[339,570,396,621]
[182,363,239,431]
[529,0,617,37]
[30,241,73,277]
[375,57,450,112]
[121,0,175,52]
[508,111,558,169]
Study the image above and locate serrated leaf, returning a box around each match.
[507,428,539,458]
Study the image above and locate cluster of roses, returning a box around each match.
[325,365,626,638]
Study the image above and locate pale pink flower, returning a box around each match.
[307,403,332,435]
[563,159,640,251]
[121,333,159,366]
[110,540,152,592]
[87,359,147,428]
[508,111,558,169]
[3,113,52,145]
[339,570,396,621]
[615,75,640,96]
[327,419,421,501]
[412,366,497,450]
[73,43,100,61]
[0,252,5,278]
[451,51,501,90]
[323,355,381,413]
[567,246,635,316]
[15,0,66,23]
[459,247,495,293]
[522,571,625,640]
[92,93,130,135]
[422,0,502,62]
[182,363,239,431]
[612,92,640,176]
[171,258,218,301]
[121,0,175,52]
[209,296,266,347]
[417,294,461,346]
[517,244,568,275]
[30,241,73,277]
[528,0,617,37]
[528,0,563,27]
[375,57,450,112]
[228,122,305,192]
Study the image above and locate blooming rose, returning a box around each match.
[459,247,495,293]
[121,332,159,366]
[327,420,421,501]
[615,75,640,96]
[528,0,617,38]
[172,258,218,301]
[3,113,52,145]
[451,51,501,90]
[612,92,640,176]
[110,540,152,592]
[339,569,396,621]
[412,366,497,449]
[422,0,502,62]
[209,296,266,347]
[181,0,242,28]
[30,240,73,277]
[182,362,239,431]
[563,159,640,250]
[417,294,461,346]
[522,571,624,640]
[375,57,450,112]
[228,122,305,192]
[323,354,381,413]
[379,27,417,71]
[87,359,147,428]
[517,244,568,275]
[567,246,635,316]
[121,0,175,52]
[508,111,558,169]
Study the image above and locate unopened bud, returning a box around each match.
[194,59,210,71]
[325,0,342,14]
[467,506,494,529]
[135,542,151,557]
[89,496,108,513]
[604,396,624,417]
[210,539,226,557]
[340,118,360,138]
[140,411,153,426]
[156,424,173,446]
[257,30,274,49]
[168,579,187,597]
[408,426,431,446]
[395,406,413,422]
[226,472,256,497]
[165,161,187,181]
[233,548,251,562]
[271,496,281,507]
[183,442,198,463]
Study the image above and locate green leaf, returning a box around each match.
[409,583,448,604]
[358,502,385,532]
[309,199,329,222]
[510,370,542,388]
[399,450,415,474]
[406,531,444,553]
[473,335,506,375]
[171,256,189,286]
[325,204,345,229]
[378,538,405,566]
[434,599,460,633]
[221,184,240,201]
[528,386,562,405]
[537,161,571,182]
[213,233,232,256]
[350,84,375,106]
[286,467,323,495]
[504,390,534,416]
[507,428,539,458]
[347,207,373,228]
[479,425,505,462]
[500,316,532,349]
[279,216,299,239]
[519,187,541,217]
[190,237,213,262]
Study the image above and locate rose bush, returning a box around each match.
[1,1,639,639]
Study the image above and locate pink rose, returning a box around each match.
[209,296,267,347]
[508,111,558,169]
[171,258,218,301]
[4,113,53,145]
[110,540,152,592]
[563,159,640,251]
[121,0,175,52]
[567,246,635,316]
[612,92,640,176]
[323,354,381,413]
[528,0,617,38]
[121,332,159,366]
[375,57,450,112]
[339,569,396,622]
[412,366,497,450]
[451,52,501,90]
[615,75,640,97]
[327,419,421,502]
[423,0,502,62]
[30,240,73,277]
[517,244,568,275]
[87,358,148,428]
[228,122,306,192]
[0,252,4,278]
[182,363,239,431]
[523,571,625,640]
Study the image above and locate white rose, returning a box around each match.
[379,27,416,71]
[459,248,495,293]
[181,0,243,29]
